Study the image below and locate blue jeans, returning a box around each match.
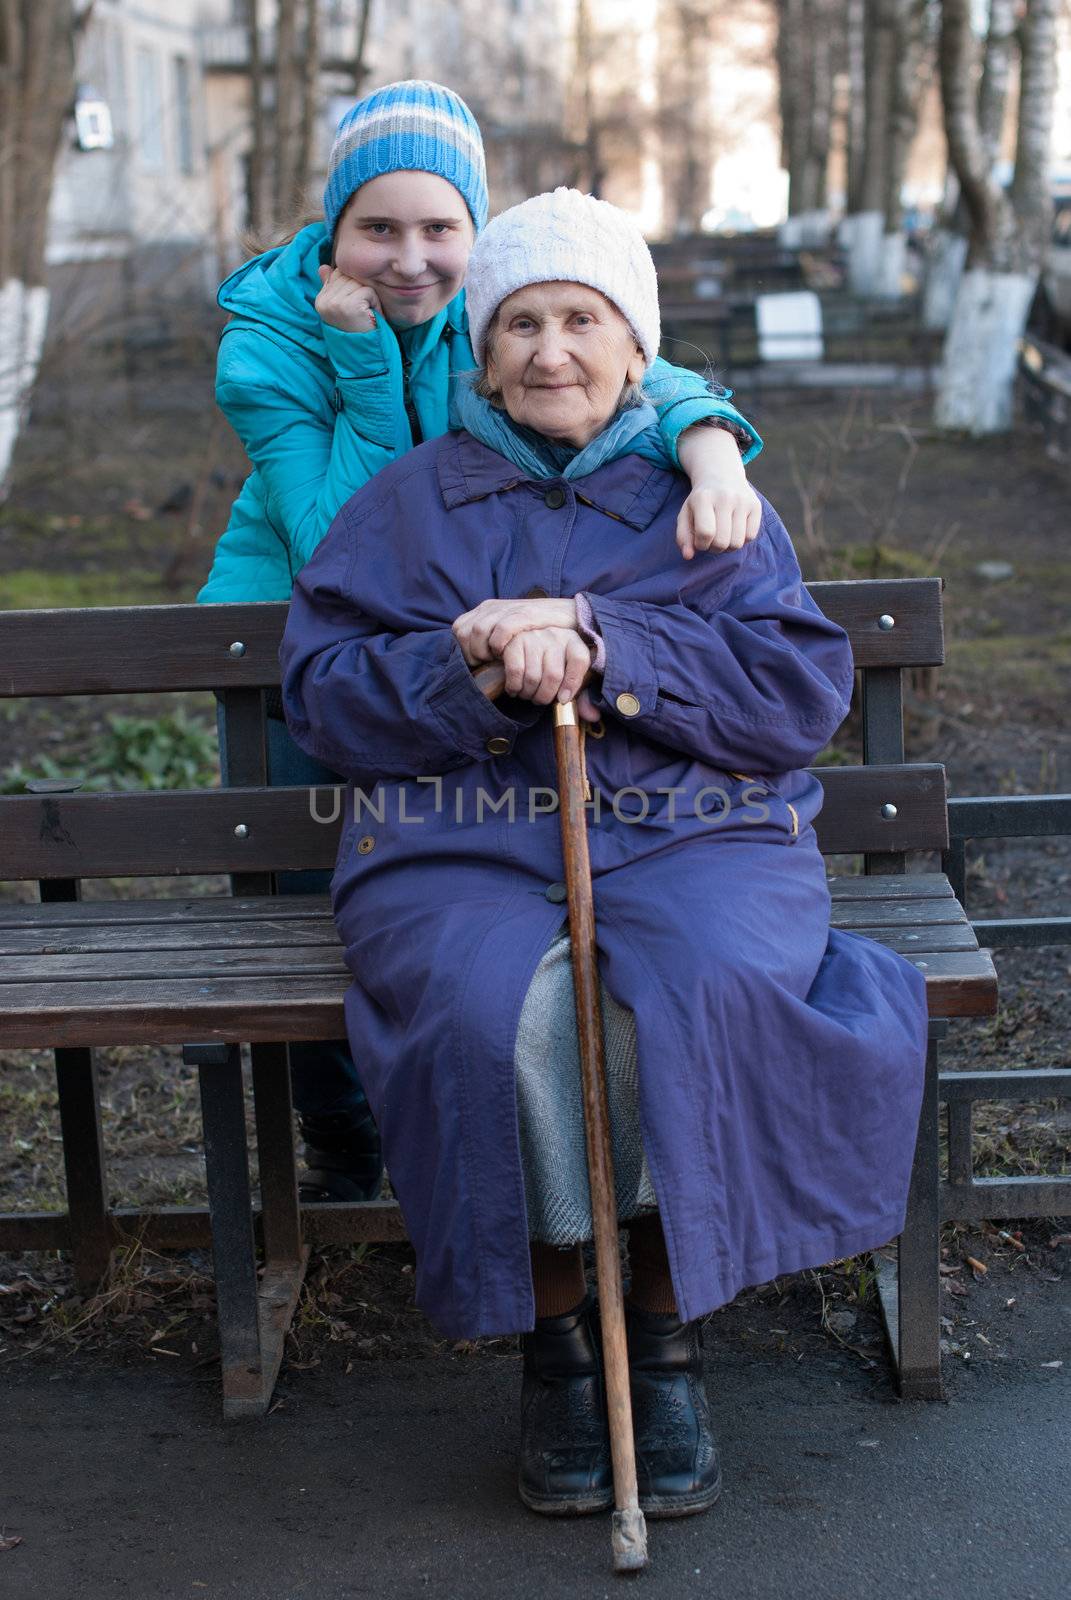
[217,707,373,1124]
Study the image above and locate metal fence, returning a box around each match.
[938,793,1071,1225]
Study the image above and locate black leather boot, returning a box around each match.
[518,1297,614,1516]
[297,1107,383,1203]
[626,1305,721,1517]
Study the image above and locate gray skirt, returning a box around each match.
[515,927,657,1245]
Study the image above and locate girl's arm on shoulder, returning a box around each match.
[641,357,764,560]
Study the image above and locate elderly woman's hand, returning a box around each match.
[675,424,762,560]
[499,625,596,712]
[453,597,578,667]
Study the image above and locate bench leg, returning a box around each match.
[250,1041,309,1381]
[250,1042,303,1266]
[186,1042,304,1419]
[875,1023,945,1400]
[55,1046,112,1292]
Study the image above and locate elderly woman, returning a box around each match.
[280,189,929,1521]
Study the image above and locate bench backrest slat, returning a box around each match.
[0,578,944,697]
[0,765,948,880]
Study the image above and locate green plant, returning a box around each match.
[89,712,219,791]
[2,711,219,795]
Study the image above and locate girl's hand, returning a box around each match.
[675,423,762,559]
[453,597,578,667]
[314,265,382,333]
[499,626,592,708]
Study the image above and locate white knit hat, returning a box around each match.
[464,187,661,369]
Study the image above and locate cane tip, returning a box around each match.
[611,1507,648,1572]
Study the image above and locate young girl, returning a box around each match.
[198,80,766,1203]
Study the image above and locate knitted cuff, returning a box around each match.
[574,591,606,674]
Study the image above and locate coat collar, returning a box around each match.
[436,430,678,531]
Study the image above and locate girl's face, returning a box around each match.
[333,171,475,328]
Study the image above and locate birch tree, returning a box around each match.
[934,0,1057,432]
[923,0,1016,329]
[0,0,90,498]
[843,0,928,298]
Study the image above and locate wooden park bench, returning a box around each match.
[0,579,998,1415]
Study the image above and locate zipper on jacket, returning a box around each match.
[401,350,423,446]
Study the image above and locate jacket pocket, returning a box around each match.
[727,772,800,841]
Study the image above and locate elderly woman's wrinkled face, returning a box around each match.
[485,282,646,449]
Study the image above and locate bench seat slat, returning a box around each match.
[0,914,983,975]
[0,868,999,1046]
[0,918,343,956]
[827,898,968,928]
[826,873,953,900]
[0,975,350,1046]
[0,894,333,928]
[0,955,996,1047]
[0,872,959,933]
[859,923,980,953]
[0,945,349,981]
[0,893,976,957]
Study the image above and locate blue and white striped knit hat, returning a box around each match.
[323,80,488,237]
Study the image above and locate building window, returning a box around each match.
[136,46,164,172]
[173,56,195,174]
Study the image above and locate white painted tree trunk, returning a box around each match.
[934,267,1035,432]
[779,211,832,249]
[0,277,50,499]
[844,209,885,296]
[921,231,968,329]
[874,232,907,299]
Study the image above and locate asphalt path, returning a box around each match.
[2,1335,1067,1600]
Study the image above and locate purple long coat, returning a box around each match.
[281,431,929,1339]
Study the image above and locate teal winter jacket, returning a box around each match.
[198,223,763,604]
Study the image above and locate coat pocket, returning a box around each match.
[727,772,800,842]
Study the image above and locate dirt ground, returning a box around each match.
[0,331,1068,1386]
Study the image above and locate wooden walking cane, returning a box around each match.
[473,662,649,1574]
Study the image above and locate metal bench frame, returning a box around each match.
[0,580,1003,1411]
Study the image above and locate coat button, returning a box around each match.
[615,692,641,717]
[486,735,511,755]
[357,835,375,854]
[544,486,566,509]
[546,882,567,903]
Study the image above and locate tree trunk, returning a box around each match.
[924,0,1012,330]
[1007,0,1056,272]
[846,0,896,295]
[352,0,373,95]
[845,0,866,213]
[777,0,835,238]
[0,0,85,498]
[877,0,928,298]
[806,3,834,213]
[273,0,299,220]
[978,0,1016,168]
[935,0,1058,433]
[247,0,267,232]
[296,0,321,211]
[659,1,715,234]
